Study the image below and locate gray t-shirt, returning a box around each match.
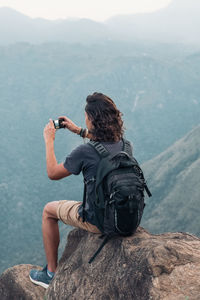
[64,140,123,226]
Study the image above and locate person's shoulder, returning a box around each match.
[73,142,93,150]
[71,142,96,155]
[70,141,99,161]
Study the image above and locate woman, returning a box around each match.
[29,92,125,288]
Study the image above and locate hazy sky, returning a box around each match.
[0,0,172,21]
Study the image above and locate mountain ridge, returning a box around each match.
[0,7,110,44]
[142,124,200,236]
[1,0,200,45]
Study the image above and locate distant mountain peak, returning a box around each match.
[0,6,31,20]
[0,0,200,45]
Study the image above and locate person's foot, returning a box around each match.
[29,265,54,289]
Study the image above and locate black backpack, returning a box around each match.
[82,138,152,263]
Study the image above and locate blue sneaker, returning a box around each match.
[29,265,53,289]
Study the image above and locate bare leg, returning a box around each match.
[42,201,60,273]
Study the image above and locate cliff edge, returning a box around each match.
[0,227,200,300]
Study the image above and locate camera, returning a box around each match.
[53,118,65,129]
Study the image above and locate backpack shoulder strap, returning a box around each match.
[82,141,108,223]
[89,139,133,158]
[122,138,133,157]
[88,140,110,158]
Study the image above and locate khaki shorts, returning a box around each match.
[56,200,101,234]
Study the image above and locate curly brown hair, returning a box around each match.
[85,92,124,142]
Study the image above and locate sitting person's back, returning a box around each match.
[29,92,126,288]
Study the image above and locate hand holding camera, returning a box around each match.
[53,118,66,129]
[44,116,87,144]
[53,116,81,134]
[43,119,56,143]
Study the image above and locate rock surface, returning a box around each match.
[1,227,200,300]
[0,264,45,300]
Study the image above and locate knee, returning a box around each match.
[43,203,51,219]
[42,201,59,220]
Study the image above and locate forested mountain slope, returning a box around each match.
[0,42,200,274]
[142,124,200,236]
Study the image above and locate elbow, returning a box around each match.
[47,171,59,180]
[48,174,56,180]
[46,163,70,180]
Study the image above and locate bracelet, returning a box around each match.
[79,128,84,137]
[84,128,88,138]
[78,128,88,138]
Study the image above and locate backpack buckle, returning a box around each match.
[110,191,117,199]
[84,177,96,185]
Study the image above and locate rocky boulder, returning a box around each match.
[0,227,200,299]
[0,264,45,300]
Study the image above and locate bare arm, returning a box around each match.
[59,115,92,139]
[44,120,71,180]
